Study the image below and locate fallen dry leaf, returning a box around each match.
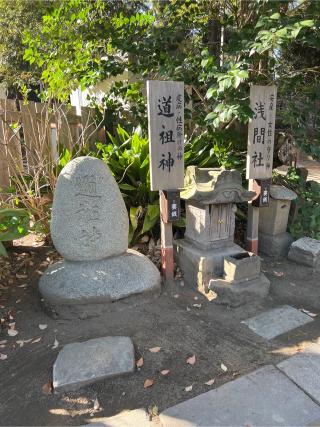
[193,303,202,308]
[39,324,48,330]
[93,398,100,410]
[7,329,18,337]
[186,355,196,365]
[161,369,170,376]
[221,363,228,372]
[0,340,7,345]
[0,353,7,360]
[16,274,27,279]
[16,338,32,348]
[144,378,154,389]
[205,379,215,386]
[18,284,27,288]
[42,381,53,395]
[300,309,317,318]
[32,337,41,343]
[15,299,21,304]
[52,338,59,349]
[136,357,144,367]
[273,270,284,277]
[184,385,193,392]
[149,346,161,353]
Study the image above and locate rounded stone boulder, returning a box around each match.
[51,156,129,261]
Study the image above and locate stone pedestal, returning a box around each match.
[175,167,269,305]
[259,185,297,256]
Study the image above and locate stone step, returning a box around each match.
[241,305,313,340]
[160,365,320,426]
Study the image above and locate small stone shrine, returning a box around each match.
[39,157,160,316]
[258,185,297,257]
[175,166,270,306]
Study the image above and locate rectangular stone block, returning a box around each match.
[174,238,246,292]
[259,198,291,236]
[223,252,261,282]
[259,231,293,257]
[53,336,135,392]
[242,305,313,340]
[288,237,320,271]
[160,365,320,427]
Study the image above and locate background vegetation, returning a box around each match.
[1,0,320,247]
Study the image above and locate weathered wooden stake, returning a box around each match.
[247,179,260,255]
[160,190,174,281]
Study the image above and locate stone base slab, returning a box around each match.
[39,249,161,317]
[208,273,270,307]
[53,336,135,393]
[259,231,293,257]
[174,238,246,292]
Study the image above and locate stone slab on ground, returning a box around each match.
[242,305,313,340]
[288,237,320,271]
[208,273,270,307]
[84,409,159,427]
[53,336,135,393]
[160,365,320,427]
[277,343,320,404]
[39,249,161,306]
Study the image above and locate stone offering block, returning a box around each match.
[288,237,320,271]
[39,249,161,305]
[242,305,313,340]
[53,336,135,392]
[277,343,320,405]
[51,157,129,261]
[223,252,261,282]
[160,365,320,427]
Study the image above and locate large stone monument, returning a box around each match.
[175,167,270,306]
[39,157,161,316]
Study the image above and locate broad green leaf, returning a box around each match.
[299,20,314,27]
[119,183,136,191]
[0,242,7,257]
[141,204,159,235]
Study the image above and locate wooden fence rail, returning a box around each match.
[0,98,103,192]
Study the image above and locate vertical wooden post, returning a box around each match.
[160,191,174,282]
[247,179,260,254]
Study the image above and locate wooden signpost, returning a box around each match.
[246,85,277,254]
[147,80,184,281]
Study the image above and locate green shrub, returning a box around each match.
[0,208,30,256]
[273,167,320,240]
[95,124,159,243]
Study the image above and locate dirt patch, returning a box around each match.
[0,242,320,426]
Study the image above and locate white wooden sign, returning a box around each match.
[147,80,184,191]
[246,85,277,179]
